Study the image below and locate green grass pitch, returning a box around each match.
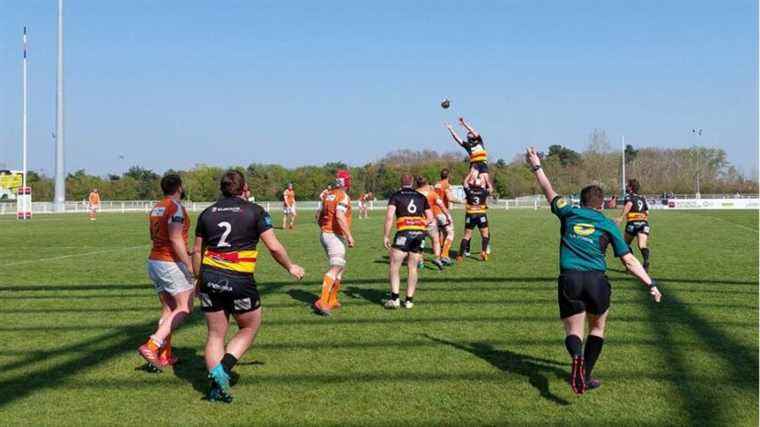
[0,208,757,426]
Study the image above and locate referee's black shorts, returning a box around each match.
[557,270,611,319]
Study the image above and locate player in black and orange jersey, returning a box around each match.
[445,117,493,192]
[192,170,304,403]
[416,175,451,269]
[617,179,652,271]
[313,170,355,316]
[138,175,194,371]
[457,175,491,262]
[383,174,434,309]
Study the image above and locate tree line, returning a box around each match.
[23,131,758,202]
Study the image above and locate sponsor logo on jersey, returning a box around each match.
[573,223,596,236]
[150,207,166,217]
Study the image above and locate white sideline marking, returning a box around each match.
[688,212,758,233]
[5,245,148,267]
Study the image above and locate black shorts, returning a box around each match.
[625,221,650,236]
[198,268,261,314]
[470,161,489,174]
[558,271,611,319]
[464,213,489,230]
[391,231,426,253]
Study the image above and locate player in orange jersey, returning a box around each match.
[313,170,355,316]
[358,192,374,219]
[434,169,460,263]
[415,176,452,269]
[87,189,101,221]
[282,183,296,229]
[138,175,195,371]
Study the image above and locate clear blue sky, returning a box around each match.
[0,1,757,177]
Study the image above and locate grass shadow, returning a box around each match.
[344,286,387,305]
[426,335,570,406]
[171,346,211,397]
[287,289,318,305]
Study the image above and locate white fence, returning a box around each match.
[1,194,757,216]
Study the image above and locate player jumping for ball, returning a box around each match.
[445,117,493,192]
[617,179,651,271]
[313,170,355,316]
[383,174,434,309]
[193,170,304,402]
[526,147,661,395]
[457,175,490,262]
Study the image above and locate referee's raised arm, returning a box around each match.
[525,147,557,203]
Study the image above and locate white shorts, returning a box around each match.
[284,206,296,215]
[435,213,450,227]
[320,232,347,267]
[147,260,194,295]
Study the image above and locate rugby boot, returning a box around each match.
[208,364,232,402]
[585,377,601,391]
[431,258,445,271]
[384,299,401,309]
[312,299,331,316]
[480,252,488,262]
[569,356,586,395]
[403,300,414,309]
[138,344,163,372]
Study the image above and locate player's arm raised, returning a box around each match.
[526,147,558,204]
[168,221,194,276]
[458,117,480,138]
[445,123,465,146]
[260,229,305,280]
[383,204,396,249]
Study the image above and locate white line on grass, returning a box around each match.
[5,245,148,267]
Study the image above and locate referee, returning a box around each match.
[526,148,661,395]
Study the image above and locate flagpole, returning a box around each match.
[621,135,626,196]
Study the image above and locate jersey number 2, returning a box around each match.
[217,221,232,247]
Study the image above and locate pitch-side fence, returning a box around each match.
[1,194,757,216]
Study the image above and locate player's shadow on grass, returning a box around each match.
[425,335,570,406]
[287,289,318,305]
[344,286,386,305]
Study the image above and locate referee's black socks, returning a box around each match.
[584,335,605,379]
[565,335,583,358]
[221,353,238,376]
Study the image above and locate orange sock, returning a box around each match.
[158,335,172,359]
[327,280,342,309]
[442,240,452,258]
[146,337,161,352]
[320,274,334,304]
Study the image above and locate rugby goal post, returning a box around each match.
[16,187,32,220]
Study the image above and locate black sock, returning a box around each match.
[405,296,413,303]
[641,248,650,264]
[221,353,238,376]
[565,335,583,358]
[391,292,399,301]
[482,236,490,253]
[583,335,605,379]
[459,238,471,255]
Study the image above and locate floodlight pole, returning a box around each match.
[621,135,625,196]
[54,0,65,211]
[22,27,28,193]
